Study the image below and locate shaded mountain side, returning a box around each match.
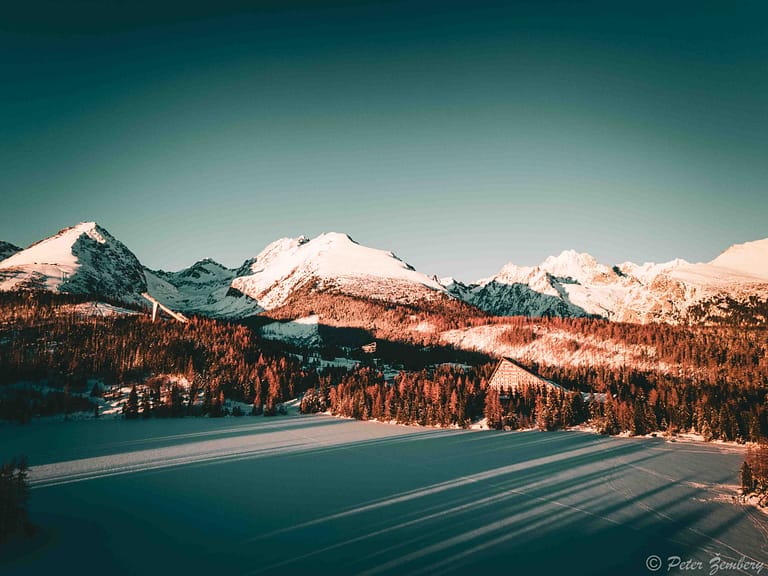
[467,281,596,318]
[145,261,262,319]
[246,284,488,344]
[63,230,147,299]
[0,241,21,261]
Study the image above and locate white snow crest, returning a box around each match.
[231,232,445,309]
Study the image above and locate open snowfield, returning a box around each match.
[1,416,766,575]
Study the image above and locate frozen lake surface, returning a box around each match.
[1,415,766,575]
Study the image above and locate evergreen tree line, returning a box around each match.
[0,293,342,421]
[492,315,768,386]
[533,363,768,442]
[298,360,590,431]
[302,358,767,442]
[300,365,487,427]
[741,443,768,506]
[483,386,589,431]
[1,292,766,442]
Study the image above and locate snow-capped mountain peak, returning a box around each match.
[4,221,766,326]
[75,221,107,244]
[231,232,445,309]
[465,239,768,323]
[174,258,231,280]
[541,249,606,282]
[0,221,147,303]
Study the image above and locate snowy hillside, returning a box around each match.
[0,222,147,304]
[463,242,768,324]
[231,232,446,309]
[709,237,768,281]
[145,259,262,319]
[440,322,674,372]
[0,240,21,261]
[260,314,322,347]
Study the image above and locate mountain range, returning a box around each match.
[1,221,767,325]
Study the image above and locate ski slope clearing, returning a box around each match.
[1,417,765,575]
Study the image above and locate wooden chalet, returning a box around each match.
[488,357,564,395]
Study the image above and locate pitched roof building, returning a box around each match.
[488,357,564,394]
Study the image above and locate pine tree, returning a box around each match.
[170,385,183,417]
[546,392,561,431]
[484,388,503,430]
[202,385,212,416]
[124,385,139,419]
[561,394,575,429]
[741,460,754,494]
[601,394,620,435]
[631,391,654,436]
[140,390,152,419]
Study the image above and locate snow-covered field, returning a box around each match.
[440,323,671,371]
[1,416,766,575]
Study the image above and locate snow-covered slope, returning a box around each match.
[463,242,768,323]
[0,222,147,304]
[145,259,262,319]
[709,238,768,281]
[260,315,322,347]
[0,241,21,261]
[5,221,765,326]
[231,232,446,309]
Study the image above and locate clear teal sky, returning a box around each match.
[1,1,766,281]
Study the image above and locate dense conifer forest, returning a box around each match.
[742,443,768,504]
[1,291,766,444]
[0,292,321,420]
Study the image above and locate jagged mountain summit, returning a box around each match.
[0,241,21,261]
[144,258,261,319]
[146,232,451,321]
[1,221,766,326]
[0,222,147,304]
[230,232,446,310]
[458,240,768,323]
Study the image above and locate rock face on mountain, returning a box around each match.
[0,222,147,304]
[230,232,446,310]
[0,241,21,261]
